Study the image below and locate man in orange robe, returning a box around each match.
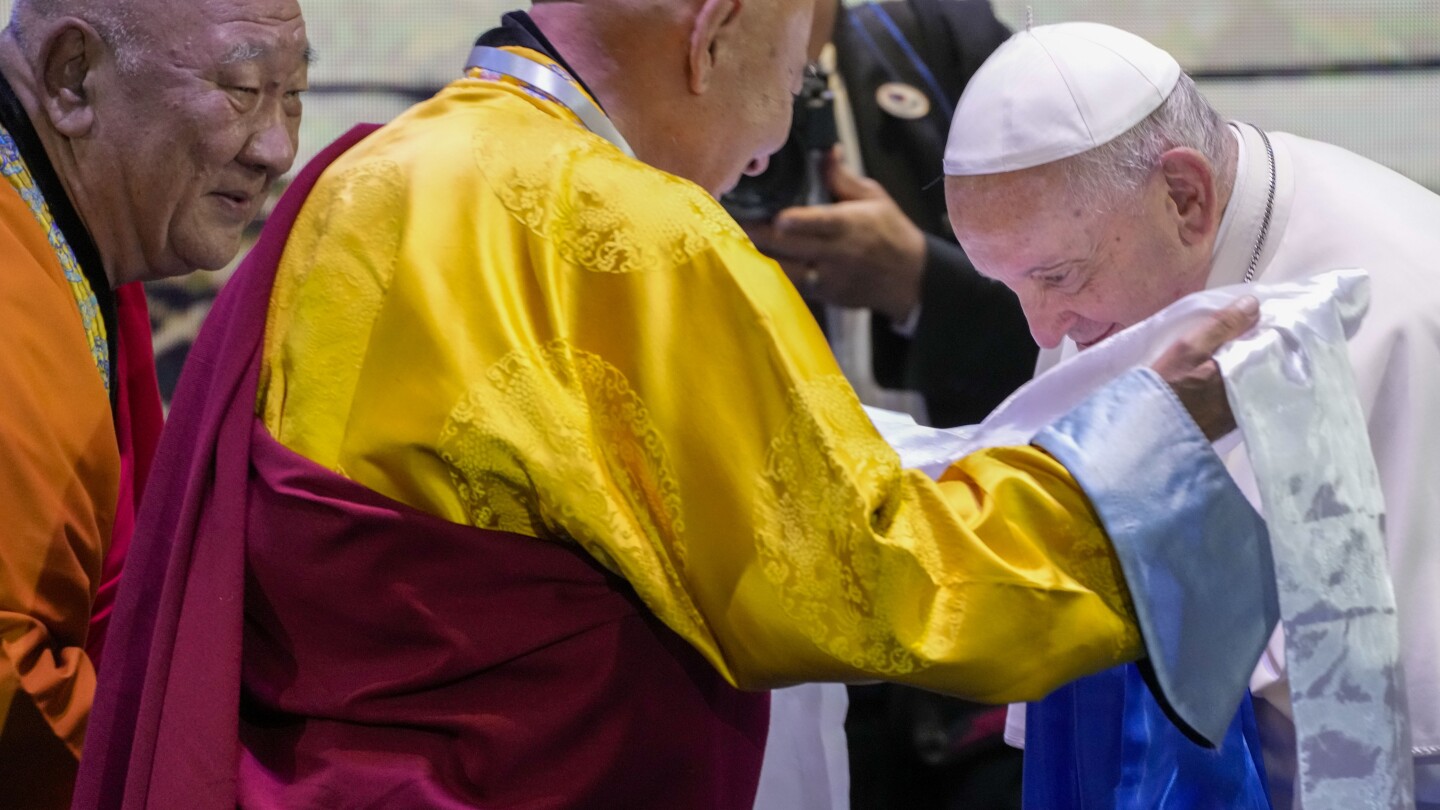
[0,0,309,804]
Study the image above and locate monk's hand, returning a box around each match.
[1150,296,1261,442]
[744,150,925,322]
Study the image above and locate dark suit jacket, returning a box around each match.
[834,0,1038,428]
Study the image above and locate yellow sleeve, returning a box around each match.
[259,91,1140,705]
[533,231,1140,704]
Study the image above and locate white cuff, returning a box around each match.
[890,304,922,337]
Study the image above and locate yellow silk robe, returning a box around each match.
[257,52,1140,703]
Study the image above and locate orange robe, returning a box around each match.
[0,169,117,805]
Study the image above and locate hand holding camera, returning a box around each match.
[746,151,926,323]
[723,63,928,323]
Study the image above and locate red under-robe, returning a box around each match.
[89,284,164,669]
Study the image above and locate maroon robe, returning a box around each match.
[87,282,164,670]
[75,126,770,810]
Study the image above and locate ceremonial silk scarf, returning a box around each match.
[873,269,1409,808]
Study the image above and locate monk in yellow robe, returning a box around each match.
[79,3,1274,808]
[0,0,307,805]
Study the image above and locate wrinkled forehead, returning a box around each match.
[945,166,1072,229]
[144,0,309,67]
[945,170,1104,265]
[946,159,1068,198]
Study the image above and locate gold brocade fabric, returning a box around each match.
[258,54,1140,702]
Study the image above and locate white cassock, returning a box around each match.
[1030,121,1440,805]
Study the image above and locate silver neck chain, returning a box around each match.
[1242,127,1278,284]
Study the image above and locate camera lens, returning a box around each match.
[722,137,808,222]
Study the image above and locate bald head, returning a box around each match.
[527,0,816,196]
[11,0,317,73]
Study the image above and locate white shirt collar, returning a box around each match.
[1208,122,1282,289]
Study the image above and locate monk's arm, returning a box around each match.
[254,128,1261,728]
[0,254,109,758]
[544,238,1141,701]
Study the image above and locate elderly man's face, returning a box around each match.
[87,0,308,278]
[947,165,1209,350]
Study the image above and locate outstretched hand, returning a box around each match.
[1150,296,1261,441]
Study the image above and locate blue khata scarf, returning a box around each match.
[1023,663,1272,810]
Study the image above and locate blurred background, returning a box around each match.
[1,0,1433,399]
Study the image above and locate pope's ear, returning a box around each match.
[1159,147,1220,246]
[688,0,739,96]
[37,20,104,138]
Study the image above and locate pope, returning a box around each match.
[943,21,1440,809]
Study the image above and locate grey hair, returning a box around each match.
[1059,73,1233,210]
[6,0,145,74]
[93,8,143,74]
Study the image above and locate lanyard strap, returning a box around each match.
[864,2,954,121]
[465,46,635,159]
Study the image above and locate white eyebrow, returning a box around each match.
[220,41,317,66]
[221,42,268,65]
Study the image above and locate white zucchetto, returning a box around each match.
[943,22,1181,176]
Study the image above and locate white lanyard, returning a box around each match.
[465,46,635,159]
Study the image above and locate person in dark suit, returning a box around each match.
[746,2,1032,807]
[749,0,1036,430]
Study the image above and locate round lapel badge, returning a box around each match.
[876,82,931,121]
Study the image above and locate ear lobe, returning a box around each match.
[688,0,738,96]
[1160,148,1217,246]
[39,23,102,138]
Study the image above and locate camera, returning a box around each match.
[721,64,839,222]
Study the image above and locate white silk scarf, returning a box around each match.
[870,269,1412,807]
